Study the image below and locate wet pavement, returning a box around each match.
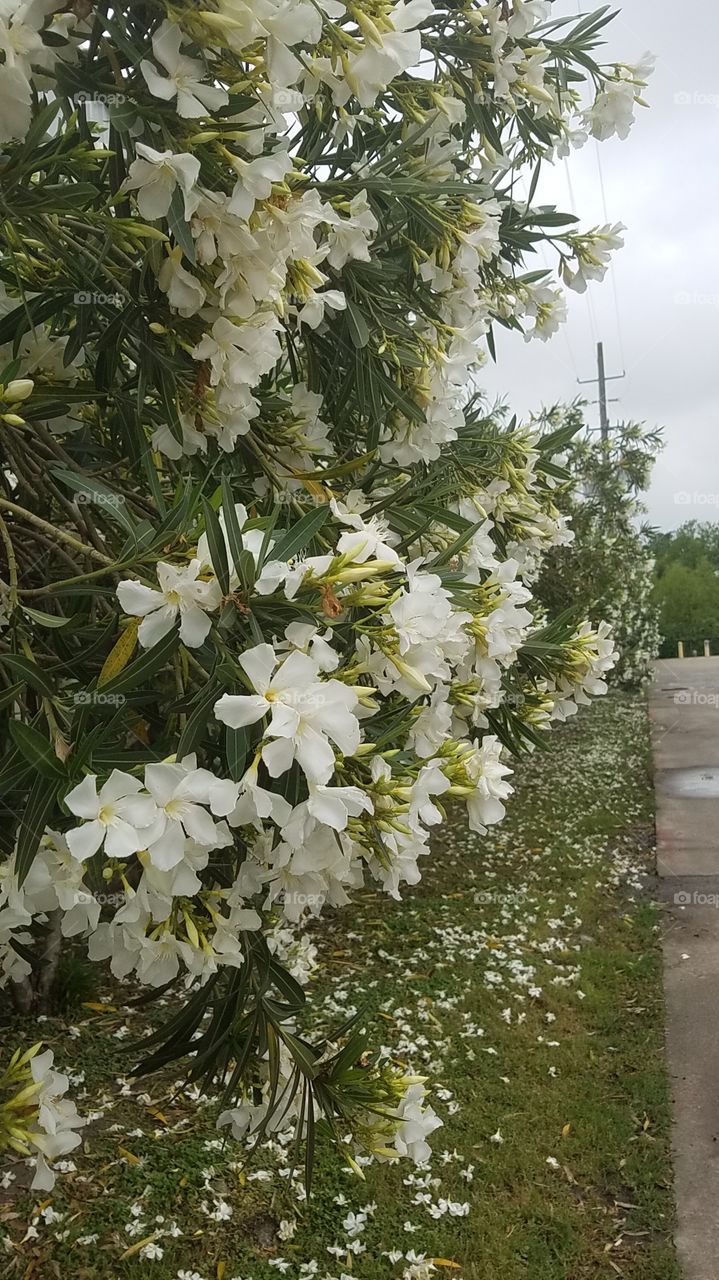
[651,657,719,1280]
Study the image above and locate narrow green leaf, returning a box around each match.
[272,505,330,562]
[226,724,249,782]
[167,186,197,264]
[201,497,230,596]
[15,775,62,886]
[50,467,137,536]
[8,721,66,779]
[1,654,56,698]
[346,300,370,348]
[21,606,73,629]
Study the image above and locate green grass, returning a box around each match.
[0,693,679,1280]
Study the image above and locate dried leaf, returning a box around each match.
[98,618,139,687]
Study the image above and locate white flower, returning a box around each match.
[142,759,238,870]
[326,191,378,269]
[214,643,361,784]
[139,1241,164,1261]
[141,20,229,117]
[152,412,208,460]
[158,247,206,316]
[227,150,293,220]
[124,143,201,221]
[117,559,222,649]
[307,783,373,830]
[344,0,434,107]
[296,286,346,331]
[27,1050,85,1191]
[193,314,282,391]
[331,496,402,567]
[0,62,33,144]
[64,771,157,862]
[392,1083,443,1164]
[585,57,655,141]
[463,736,513,834]
[565,224,625,294]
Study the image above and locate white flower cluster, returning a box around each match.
[0,1,77,144]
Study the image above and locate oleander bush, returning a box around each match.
[0,0,651,1188]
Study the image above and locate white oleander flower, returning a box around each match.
[142,760,238,870]
[27,1049,85,1191]
[390,1082,443,1164]
[64,771,158,861]
[141,20,229,118]
[463,736,514,834]
[214,643,361,784]
[123,143,201,220]
[157,246,207,316]
[117,559,222,649]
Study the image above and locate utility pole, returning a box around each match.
[578,342,625,440]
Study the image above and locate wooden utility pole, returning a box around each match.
[578,342,625,440]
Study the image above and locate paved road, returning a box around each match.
[650,658,719,1280]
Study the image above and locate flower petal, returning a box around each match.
[214,693,268,729]
[65,819,104,862]
[239,643,277,694]
[64,775,99,821]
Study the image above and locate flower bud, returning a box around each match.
[4,379,33,403]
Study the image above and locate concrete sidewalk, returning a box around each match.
[650,658,719,1280]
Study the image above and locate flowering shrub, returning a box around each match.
[535,405,662,688]
[0,0,649,1188]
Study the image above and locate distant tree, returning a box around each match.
[652,521,719,574]
[651,524,719,655]
[536,404,662,686]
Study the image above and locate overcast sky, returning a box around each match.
[479,0,719,530]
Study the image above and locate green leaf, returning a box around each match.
[279,1028,318,1077]
[21,605,73,629]
[272,505,330,562]
[177,677,221,757]
[50,467,137,537]
[428,519,485,568]
[345,300,370,348]
[0,654,56,698]
[201,496,230,596]
[166,185,197,264]
[226,724,250,782]
[15,774,62,887]
[8,721,66,779]
[220,477,255,590]
[0,682,24,712]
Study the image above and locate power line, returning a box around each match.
[563,158,600,350]
[594,140,627,371]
